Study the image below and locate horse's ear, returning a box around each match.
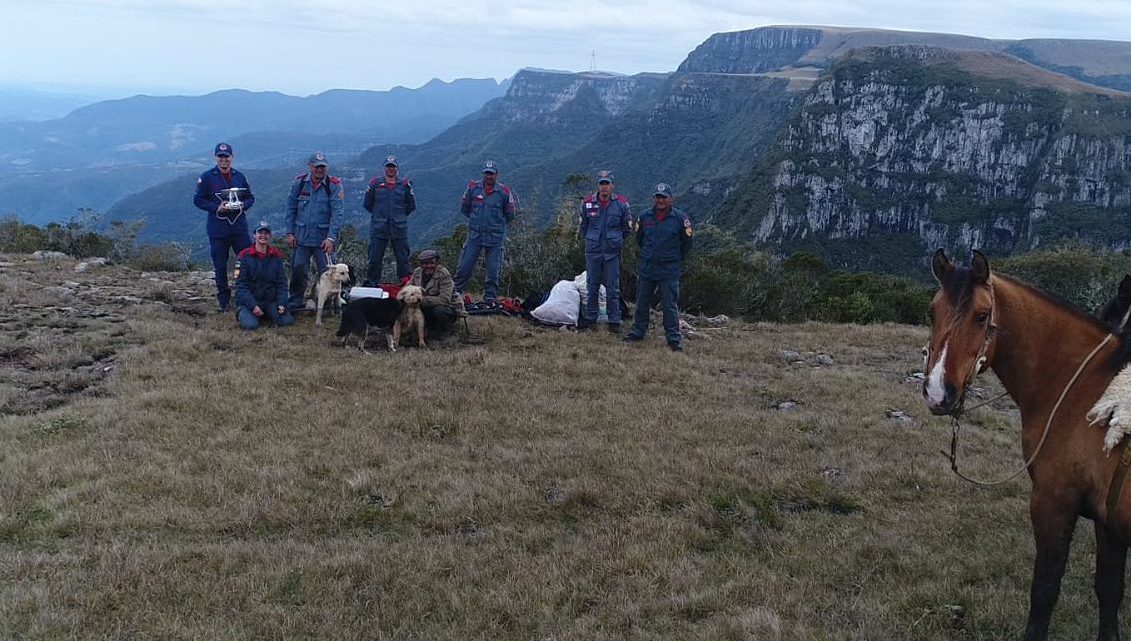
[931,248,951,284]
[971,250,991,284]
[1119,275,1131,300]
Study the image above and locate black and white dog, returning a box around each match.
[335,297,403,353]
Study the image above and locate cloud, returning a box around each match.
[8,0,1131,95]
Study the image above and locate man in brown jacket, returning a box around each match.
[409,249,465,340]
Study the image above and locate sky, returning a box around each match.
[7,0,1131,97]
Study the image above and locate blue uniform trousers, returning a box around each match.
[209,230,251,309]
[367,235,411,282]
[288,244,328,310]
[454,239,504,300]
[584,254,622,325]
[629,276,681,346]
[237,305,294,330]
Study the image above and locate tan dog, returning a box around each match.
[311,263,352,326]
[394,284,426,348]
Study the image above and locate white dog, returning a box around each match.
[394,284,426,348]
[310,263,353,326]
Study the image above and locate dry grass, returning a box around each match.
[0,255,1113,640]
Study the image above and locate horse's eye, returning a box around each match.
[974,312,990,325]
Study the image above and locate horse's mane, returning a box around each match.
[995,272,1131,372]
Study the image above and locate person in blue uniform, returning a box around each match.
[453,160,516,301]
[234,221,294,330]
[623,183,693,351]
[285,151,344,311]
[364,155,416,284]
[578,170,632,333]
[193,142,255,312]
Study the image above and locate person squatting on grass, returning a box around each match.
[193,142,255,313]
[234,221,294,330]
[578,170,632,334]
[408,249,466,341]
[453,160,516,301]
[624,182,693,352]
[286,151,344,311]
[363,155,416,284]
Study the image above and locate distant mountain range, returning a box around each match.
[0,87,107,122]
[0,78,506,225]
[22,25,1131,274]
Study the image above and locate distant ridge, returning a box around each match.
[679,25,1131,93]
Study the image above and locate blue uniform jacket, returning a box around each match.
[286,174,344,247]
[234,245,288,310]
[579,193,632,259]
[193,166,255,238]
[460,180,516,248]
[364,177,416,240]
[636,206,693,280]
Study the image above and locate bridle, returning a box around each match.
[923,281,1001,418]
[930,278,1118,486]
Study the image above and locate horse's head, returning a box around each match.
[923,249,997,416]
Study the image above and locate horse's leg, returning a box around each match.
[1023,500,1077,641]
[1095,523,1127,641]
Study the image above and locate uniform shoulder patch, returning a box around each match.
[329,176,342,185]
[294,172,308,181]
[500,185,511,194]
[467,180,480,189]
[616,194,630,206]
[583,194,596,204]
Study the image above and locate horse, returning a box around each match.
[924,249,1131,641]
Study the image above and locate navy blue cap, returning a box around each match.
[214,142,233,157]
[482,160,498,174]
[255,220,271,233]
[653,183,672,198]
[597,170,614,184]
[384,155,398,167]
[308,151,328,166]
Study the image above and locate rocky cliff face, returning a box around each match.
[491,69,667,124]
[678,27,824,74]
[718,46,1131,269]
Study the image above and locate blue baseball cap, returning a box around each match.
[214,142,233,157]
[597,170,614,184]
[308,151,328,166]
[255,220,271,233]
[653,183,673,198]
[384,155,398,167]
[482,160,498,174]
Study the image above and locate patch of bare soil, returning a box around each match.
[0,255,215,414]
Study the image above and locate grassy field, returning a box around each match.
[0,254,1113,640]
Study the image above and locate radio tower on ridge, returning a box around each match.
[589,50,597,73]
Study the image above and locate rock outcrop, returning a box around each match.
[717,46,1131,269]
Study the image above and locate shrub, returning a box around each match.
[129,243,193,272]
[995,243,1131,314]
[0,216,47,253]
[502,202,585,297]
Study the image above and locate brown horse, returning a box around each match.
[924,249,1131,641]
